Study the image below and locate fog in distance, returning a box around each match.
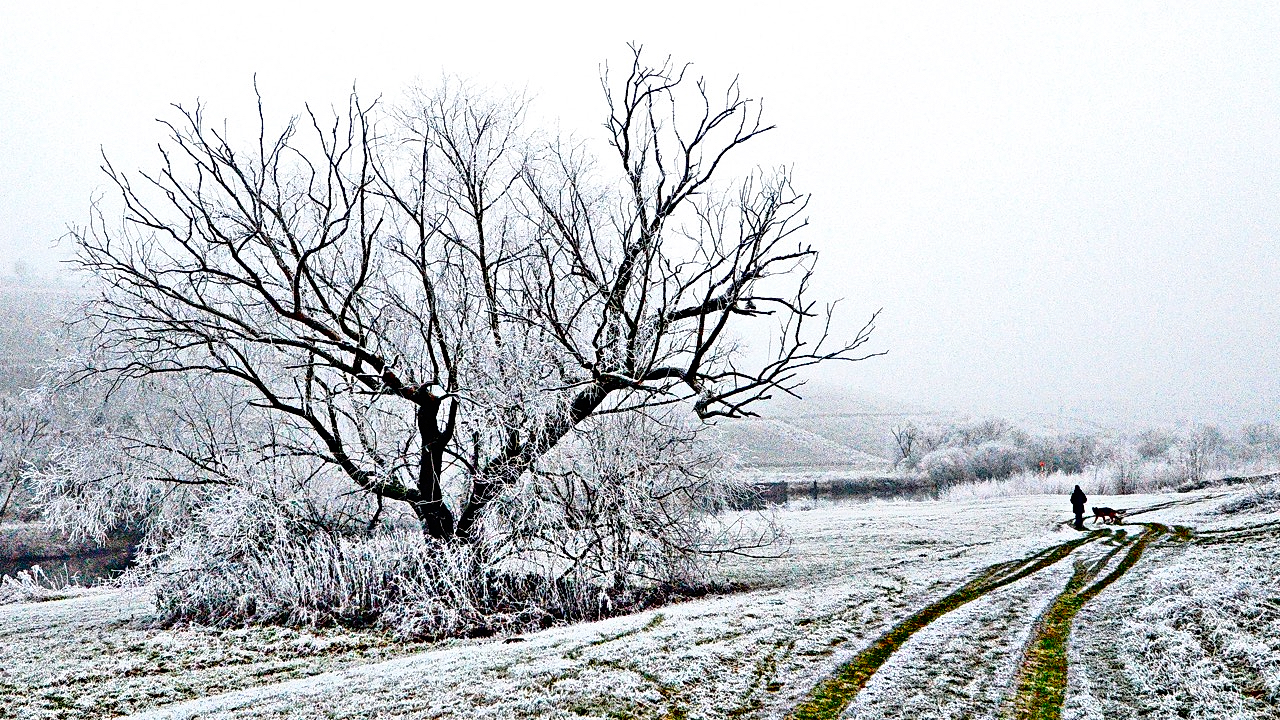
[2,2,1276,426]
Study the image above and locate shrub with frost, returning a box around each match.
[151,494,489,633]
[483,413,766,591]
[919,446,974,488]
[1025,433,1098,474]
[0,564,97,604]
[129,410,761,637]
[1215,479,1280,515]
[969,441,1026,480]
[1134,428,1176,460]
[0,379,140,524]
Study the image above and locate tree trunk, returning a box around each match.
[416,401,455,539]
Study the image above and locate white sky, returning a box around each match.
[2,1,1278,426]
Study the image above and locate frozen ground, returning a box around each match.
[2,485,1277,719]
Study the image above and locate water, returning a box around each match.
[0,548,135,584]
[737,477,938,509]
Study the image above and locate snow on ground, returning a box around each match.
[0,590,440,719]
[843,553,1079,720]
[1064,490,1280,720]
[2,486,1274,719]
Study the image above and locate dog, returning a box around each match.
[1091,507,1125,525]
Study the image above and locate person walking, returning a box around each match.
[1070,485,1087,530]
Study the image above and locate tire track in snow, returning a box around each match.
[1004,524,1165,720]
[786,532,1106,720]
[838,553,1077,720]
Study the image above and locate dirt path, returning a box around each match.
[1003,525,1167,720]
[784,510,1211,720]
[838,556,1077,719]
[786,532,1106,719]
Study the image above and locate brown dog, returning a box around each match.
[1091,507,1124,525]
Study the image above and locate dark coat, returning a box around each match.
[1070,486,1087,511]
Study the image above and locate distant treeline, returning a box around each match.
[889,417,1280,492]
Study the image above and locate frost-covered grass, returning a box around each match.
[0,589,439,719]
[0,564,102,605]
[1064,528,1280,719]
[2,485,1276,719]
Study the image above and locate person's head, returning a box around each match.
[1073,485,1081,491]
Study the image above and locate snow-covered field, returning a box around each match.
[2,484,1277,719]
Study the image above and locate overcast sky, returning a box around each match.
[2,1,1277,426]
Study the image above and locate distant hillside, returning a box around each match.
[700,381,1128,473]
[705,416,892,472]
[1003,410,1122,438]
[741,382,933,418]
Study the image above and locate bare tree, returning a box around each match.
[890,422,918,467]
[1181,423,1226,483]
[67,46,879,543]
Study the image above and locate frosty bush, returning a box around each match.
[1026,433,1098,474]
[1215,479,1280,515]
[1177,423,1228,484]
[148,417,756,637]
[154,508,487,633]
[918,440,1033,487]
[1240,422,1280,462]
[0,385,119,524]
[919,446,974,487]
[1134,428,1176,460]
[944,418,1018,448]
[156,519,731,639]
[941,461,1192,501]
[892,417,1110,485]
[897,414,1280,499]
[484,414,768,590]
[0,564,95,604]
[0,394,43,521]
[941,470,1082,501]
[969,441,1027,480]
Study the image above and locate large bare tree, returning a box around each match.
[70,47,879,541]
